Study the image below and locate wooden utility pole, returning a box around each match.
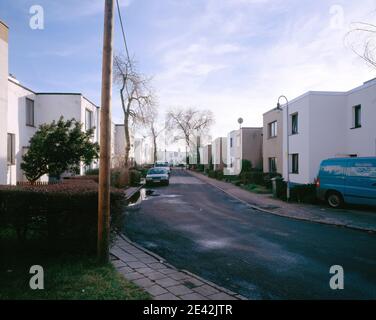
[98,0,115,263]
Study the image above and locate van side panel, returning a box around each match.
[344,158,376,206]
[318,159,347,200]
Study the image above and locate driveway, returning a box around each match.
[123,169,376,299]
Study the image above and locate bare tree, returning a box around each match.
[113,55,155,167]
[346,22,376,69]
[149,120,166,163]
[166,107,214,165]
[140,109,166,164]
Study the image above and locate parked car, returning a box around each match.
[146,168,170,186]
[154,161,171,174]
[316,157,376,208]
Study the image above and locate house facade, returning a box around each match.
[263,78,376,185]
[5,76,100,184]
[0,21,8,185]
[212,137,227,171]
[1,20,102,185]
[226,127,263,175]
[262,108,283,175]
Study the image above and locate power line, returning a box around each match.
[116,0,131,62]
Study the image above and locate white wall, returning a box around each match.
[280,80,376,185]
[308,93,347,183]
[345,81,376,157]
[37,94,81,125]
[226,130,241,175]
[0,22,8,184]
[7,80,37,184]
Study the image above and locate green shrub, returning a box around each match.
[129,170,141,186]
[85,168,99,176]
[197,164,205,172]
[0,181,125,254]
[241,160,252,173]
[215,170,224,180]
[290,184,317,204]
[240,171,264,185]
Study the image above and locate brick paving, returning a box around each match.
[111,235,246,300]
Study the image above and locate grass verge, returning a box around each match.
[0,228,150,300]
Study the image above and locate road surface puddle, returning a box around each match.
[196,239,232,249]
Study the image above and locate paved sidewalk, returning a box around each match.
[189,170,376,233]
[111,235,245,300]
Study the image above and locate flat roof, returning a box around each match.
[8,78,99,108]
[0,20,9,29]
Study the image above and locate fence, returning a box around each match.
[16,180,61,186]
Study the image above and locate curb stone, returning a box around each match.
[189,170,375,234]
[112,234,244,300]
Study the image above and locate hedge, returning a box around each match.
[0,180,126,254]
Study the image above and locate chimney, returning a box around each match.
[0,20,9,184]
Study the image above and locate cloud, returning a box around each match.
[144,0,376,140]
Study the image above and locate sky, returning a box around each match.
[1,0,376,141]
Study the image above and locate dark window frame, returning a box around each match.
[7,133,16,165]
[268,157,277,173]
[352,105,361,129]
[25,98,35,127]
[268,121,278,138]
[85,109,93,131]
[291,113,298,135]
[290,153,299,174]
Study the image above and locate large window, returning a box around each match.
[85,109,93,131]
[268,121,277,138]
[268,157,277,173]
[7,133,15,165]
[290,153,299,174]
[291,113,298,134]
[353,105,361,128]
[26,98,35,126]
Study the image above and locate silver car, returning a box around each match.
[146,168,170,186]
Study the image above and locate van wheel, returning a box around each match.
[326,191,344,209]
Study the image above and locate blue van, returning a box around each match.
[316,157,376,208]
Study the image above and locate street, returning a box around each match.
[123,169,376,299]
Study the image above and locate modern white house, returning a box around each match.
[266,78,376,185]
[5,76,101,185]
[1,20,103,185]
[0,21,9,185]
[226,127,263,175]
[156,149,186,165]
[212,137,227,171]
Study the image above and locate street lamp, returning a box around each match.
[276,95,290,201]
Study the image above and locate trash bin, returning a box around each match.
[271,176,283,198]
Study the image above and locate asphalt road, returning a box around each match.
[123,169,376,299]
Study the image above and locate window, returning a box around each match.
[268,157,277,173]
[268,121,277,138]
[230,137,233,148]
[290,153,299,174]
[85,109,93,131]
[291,113,298,134]
[353,105,361,128]
[7,133,15,165]
[26,98,34,126]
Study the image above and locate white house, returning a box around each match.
[212,137,227,171]
[275,78,376,185]
[0,21,8,185]
[226,127,263,175]
[1,20,102,185]
[5,76,101,184]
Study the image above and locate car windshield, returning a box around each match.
[155,163,169,167]
[148,168,166,175]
